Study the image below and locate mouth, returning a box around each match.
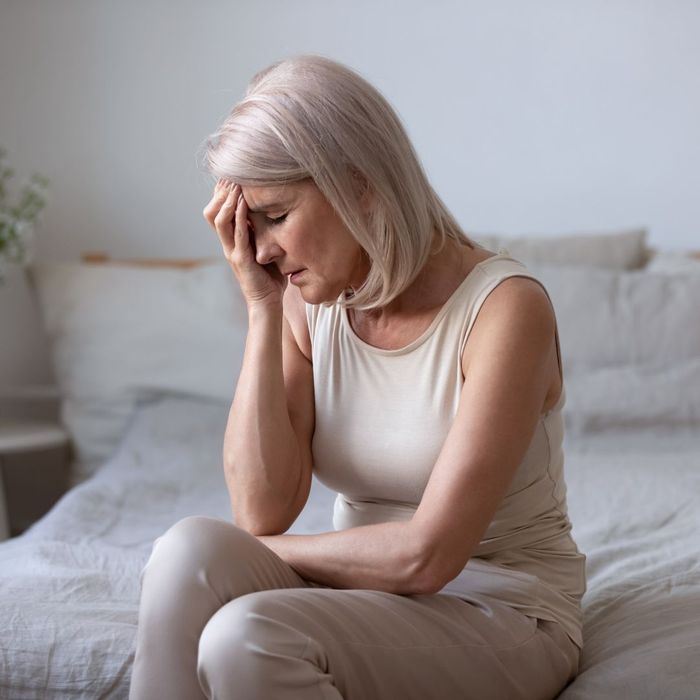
[288,269,305,282]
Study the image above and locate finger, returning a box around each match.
[234,188,251,251]
[213,184,239,258]
[204,180,235,229]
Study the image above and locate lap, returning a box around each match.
[203,586,577,700]
[155,517,577,698]
[225,587,537,649]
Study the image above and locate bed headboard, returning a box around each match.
[81,252,216,268]
[644,247,700,261]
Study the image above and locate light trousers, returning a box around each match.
[128,516,580,700]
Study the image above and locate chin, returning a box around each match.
[298,279,342,306]
[299,289,328,305]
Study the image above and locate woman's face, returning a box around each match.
[241,179,368,304]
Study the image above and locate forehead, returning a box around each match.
[243,181,308,212]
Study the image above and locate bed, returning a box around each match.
[1,229,699,699]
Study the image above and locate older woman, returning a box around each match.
[129,55,585,700]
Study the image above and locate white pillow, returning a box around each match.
[526,263,700,372]
[524,262,700,431]
[471,228,648,269]
[28,261,248,482]
[645,251,700,275]
[563,360,700,434]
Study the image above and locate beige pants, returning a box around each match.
[129,516,579,700]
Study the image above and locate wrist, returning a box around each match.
[247,301,283,321]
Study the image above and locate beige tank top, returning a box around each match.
[305,250,587,649]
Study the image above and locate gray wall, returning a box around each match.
[2,0,699,387]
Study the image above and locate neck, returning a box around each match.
[353,235,473,324]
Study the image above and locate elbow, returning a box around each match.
[235,521,286,537]
[400,547,449,596]
[403,542,468,596]
[231,505,291,537]
[406,567,448,596]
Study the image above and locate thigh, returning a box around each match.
[207,587,578,700]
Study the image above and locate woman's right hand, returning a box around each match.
[203,178,288,309]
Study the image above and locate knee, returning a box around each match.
[141,515,256,582]
[197,597,251,677]
[197,592,316,692]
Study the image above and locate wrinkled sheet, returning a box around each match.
[559,429,700,699]
[0,395,698,699]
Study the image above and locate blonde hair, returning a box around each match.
[203,54,476,311]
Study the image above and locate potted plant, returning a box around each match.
[0,147,49,284]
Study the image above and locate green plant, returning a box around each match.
[0,147,50,283]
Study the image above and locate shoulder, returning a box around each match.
[481,274,553,318]
[283,282,313,361]
[462,275,555,376]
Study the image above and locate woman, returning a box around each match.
[129,54,585,700]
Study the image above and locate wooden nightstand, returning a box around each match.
[0,420,71,540]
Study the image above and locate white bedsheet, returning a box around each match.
[0,395,698,699]
[560,430,700,699]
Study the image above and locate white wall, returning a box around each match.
[1,0,699,386]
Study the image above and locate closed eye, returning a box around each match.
[266,213,287,225]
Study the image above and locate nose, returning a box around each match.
[253,227,283,267]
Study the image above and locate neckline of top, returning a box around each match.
[341,251,515,356]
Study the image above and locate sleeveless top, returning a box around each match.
[304,250,587,649]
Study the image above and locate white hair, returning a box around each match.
[203,54,477,311]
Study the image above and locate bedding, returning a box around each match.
[472,228,649,269]
[4,238,699,698]
[26,261,248,483]
[525,262,700,436]
[0,394,335,699]
[0,395,699,699]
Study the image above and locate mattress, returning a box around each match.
[0,394,699,699]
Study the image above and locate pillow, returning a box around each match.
[525,263,700,372]
[563,360,700,434]
[523,262,700,431]
[471,228,648,269]
[28,260,248,482]
[645,250,700,275]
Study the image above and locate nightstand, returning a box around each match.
[0,420,70,541]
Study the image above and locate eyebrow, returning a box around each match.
[247,201,287,214]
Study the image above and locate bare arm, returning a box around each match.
[203,180,313,535]
[257,521,428,594]
[224,303,306,535]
